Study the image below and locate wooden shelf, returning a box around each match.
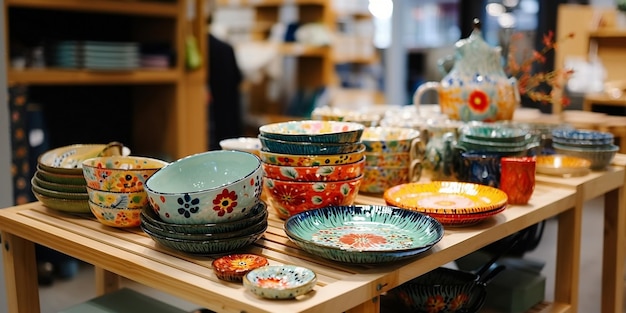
[589,29,626,38]
[216,0,326,7]
[6,0,178,17]
[7,69,181,85]
[278,43,329,57]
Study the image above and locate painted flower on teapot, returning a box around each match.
[414,19,519,122]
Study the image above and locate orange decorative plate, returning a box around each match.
[425,205,507,227]
[212,254,269,282]
[383,181,508,214]
[536,154,591,176]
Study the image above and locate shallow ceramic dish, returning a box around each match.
[460,124,529,143]
[86,187,149,209]
[259,120,364,143]
[219,137,262,156]
[552,143,618,170]
[212,253,269,282]
[259,135,364,155]
[360,127,422,153]
[32,190,91,214]
[145,150,263,224]
[383,181,508,215]
[243,265,317,299]
[31,177,89,201]
[88,200,142,228]
[82,155,168,192]
[259,145,365,166]
[37,165,87,185]
[140,201,268,234]
[33,171,86,193]
[535,154,591,176]
[142,222,266,255]
[141,217,268,241]
[263,175,362,219]
[261,157,365,182]
[284,205,444,263]
[37,142,125,174]
[425,205,507,227]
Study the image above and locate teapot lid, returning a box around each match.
[455,18,488,50]
[452,18,503,73]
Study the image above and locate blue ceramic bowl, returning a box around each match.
[259,120,364,143]
[259,135,365,155]
[144,150,263,224]
[551,129,614,146]
[284,205,444,264]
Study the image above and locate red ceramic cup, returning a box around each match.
[499,156,536,205]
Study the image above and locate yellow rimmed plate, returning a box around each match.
[383,181,508,214]
[536,154,591,176]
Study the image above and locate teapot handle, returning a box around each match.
[413,81,440,110]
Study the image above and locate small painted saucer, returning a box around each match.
[212,254,269,283]
[243,265,317,299]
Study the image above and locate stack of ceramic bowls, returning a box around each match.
[311,105,382,126]
[551,129,619,170]
[359,126,423,194]
[457,123,539,157]
[82,155,168,228]
[258,120,365,219]
[142,150,267,255]
[31,143,126,214]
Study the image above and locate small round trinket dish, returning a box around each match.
[212,254,269,283]
[243,265,317,299]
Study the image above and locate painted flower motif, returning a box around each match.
[177,193,200,218]
[339,233,388,249]
[449,293,470,311]
[425,295,447,313]
[212,189,238,216]
[115,174,141,192]
[257,277,288,288]
[468,89,489,112]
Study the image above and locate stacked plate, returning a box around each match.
[284,205,444,264]
[32,143,125,214]
[383,181,508,227]
[140,201,268,255]
[551,129,619,170]
[258,120,365,219]
[52,41,140,70]
[457,124,539,156]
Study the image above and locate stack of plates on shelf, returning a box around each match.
[457,123,540,157]
[84,41,139,70]
[283,205,444,264]
[551,129,619,170]
[54,41,82,69]
[383,181,509,227]
[139,201,268,255]
[32,143,126,214]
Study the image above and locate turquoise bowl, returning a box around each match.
[259,135,364,155]
[259,120,364,143]
[144,150,263,224]
[243,265,317,299]
[140,201,268,234]
[460,124,529,143]
[284,205,444,264]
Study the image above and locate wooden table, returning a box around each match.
[0,167,624,313]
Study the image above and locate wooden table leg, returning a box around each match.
[554,198,582,311]
[95,266,122,296]
[602,186,626,313]
[0,231,40,313]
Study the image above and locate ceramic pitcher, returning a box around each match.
[413,19,519,122]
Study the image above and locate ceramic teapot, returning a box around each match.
[413,19,519,122]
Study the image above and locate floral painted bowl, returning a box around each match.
[37,142,126,175]
[82,155,168,192]
[284,205,444,263]
[145,150,263,224]
[86,187,149,209]
[259,145,365,166]
[360,127,422,153]
[259,120,364,143]
[140,201,268,234]
[212,253,269,282]
[364,151,411,167]
[243,265,317,299]
[259,135,364,155]
[261,157,365,182]
[263,175,362,219]
[359,166,411,194]
[551,129,614,146]
[88,200,142,228]
[383,181,508,215]
[141,221,266,255]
